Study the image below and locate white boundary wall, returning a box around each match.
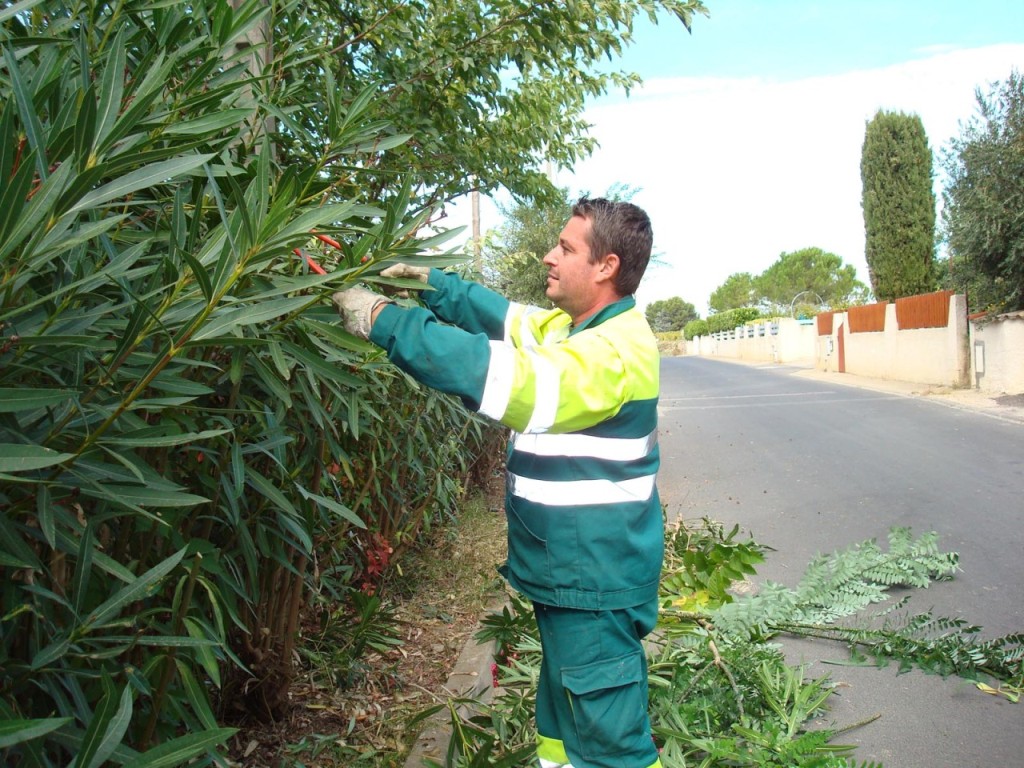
[682,295,1024,395]
[970,311,1024,394]
[688,318,816,365]
[818,296,970,388]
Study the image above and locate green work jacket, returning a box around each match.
[369,269,664,610]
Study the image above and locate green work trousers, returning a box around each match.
[533,600,662,768]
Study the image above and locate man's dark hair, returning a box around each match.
[572,197,653,296]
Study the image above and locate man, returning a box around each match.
[333,197,664,768]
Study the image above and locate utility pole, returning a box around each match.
[471,185,481,272]
[232,0,275,151]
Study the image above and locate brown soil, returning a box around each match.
[228,479,508,767]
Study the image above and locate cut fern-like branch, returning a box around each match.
[713,528,959,638]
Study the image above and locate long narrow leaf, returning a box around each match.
[0,717,73,749]
[176,661,219,730]
[266,202,358,248]
[0,388,76,413]
[296,485,365,528]
[66,154,214,216]
[100,427,231,449]
[95,27,126,155]
[0,0,46,22]
[73,676,132,768]
[83,548,187,630]
[80,483,210,510]
[346,132,412,154]
[244,470,300,519]
[30,637,71,670]
[119,727,236,768]
[0,444,75,473]
[2,46,48,180]
[190,296,312,342]
[85,683,133,768]
[0,160,73,263]
[164,109,253,136]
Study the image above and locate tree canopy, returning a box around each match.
[941,70,1024,313]
[709,272,758,313]
[481,182,651,306]
[480,189,571,306]
[860,110,938,301]
[292,0,709,210]
[646,296,699,332]
[756,247,868,313]
[709,249,867,315]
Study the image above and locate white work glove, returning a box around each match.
[379,263,431,298]
[332,287,392,340]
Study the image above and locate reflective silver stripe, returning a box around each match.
[524,352,560,433]
[513,429,658,460]
[538,759,572,768]
[478,341,516,421]
[506,302,537,346]
[503,304,519,344]
[509,473,656,506]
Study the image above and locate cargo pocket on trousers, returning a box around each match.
[561,649,646,762]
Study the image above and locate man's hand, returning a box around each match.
[379,263,431,298]
[332,287,392,340]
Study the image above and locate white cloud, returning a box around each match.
[447,45,1024,315]
[563,44,1024,313]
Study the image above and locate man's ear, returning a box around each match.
[597,252,620,284]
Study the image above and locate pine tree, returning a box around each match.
[861,110,938,300]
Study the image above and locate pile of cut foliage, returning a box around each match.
[412,522,1022,768]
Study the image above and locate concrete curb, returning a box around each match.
[402,607,503,768]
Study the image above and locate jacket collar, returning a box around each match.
[569,295,635,336]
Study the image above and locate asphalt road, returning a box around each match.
[657,356,1024,768]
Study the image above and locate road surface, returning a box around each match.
[657,356,1024,768]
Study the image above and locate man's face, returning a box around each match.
[542,215,604,321]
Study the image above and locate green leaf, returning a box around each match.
[0,717,73,749]
[296,484,365,528]
[266,202,358,248]
[244,470,300,519]
[2,45,48,180]
[184,617,222,688]
[176,661,219,730]
[30,637,71,670]
[101,427,231,449]
[190,296,313,341]
[0,444,75,473]
[0,0,47,23]
[163,109,253,136]
[119,727,236,768]
[74,677,133,768]
[95,27,127,157]
[0,143,34,244]
[80,483,210,509]
[301,317,379,355]
[35,214,128,262]
[82,548,186,631]
[73,524,96,615]
[0,388,76,413]
[276,509,313,553]
[346,132,413,153]
[0,512,42,570]
[66,154,214,216]
[37,485,55,548]
[0,160,73,263]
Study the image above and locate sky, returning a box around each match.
[450,0,1024,314]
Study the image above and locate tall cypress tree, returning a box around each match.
[861,110,937,300]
